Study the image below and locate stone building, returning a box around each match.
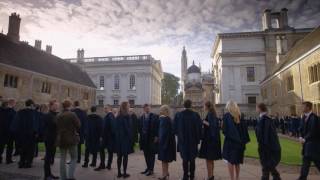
[260,27,320,116]
[0,13,96,108]
[181,47,215,105]
[65,53,163,106]
[211,8,313,105]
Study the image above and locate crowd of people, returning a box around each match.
[0,97,319,180]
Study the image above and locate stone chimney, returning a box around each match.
[77,49,84,59]
[35,40,42,50]
[280,8,289,28]
[262,9,271,30]
[46,45,52,54]
[7,12,21,42]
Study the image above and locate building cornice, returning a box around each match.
[220,51,265,57]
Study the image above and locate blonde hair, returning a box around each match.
[226,100,241,123]
[159,105,170,116]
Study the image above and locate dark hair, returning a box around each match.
[62,100,72,110]
[205,101,217,117]
[74,101,80,107]
[302,101,313,110]
[25,99,34,107]
[49,100,57,107]
[91,106,97,112]
[143,104,150,108]
[119,102,129,116]
[257,103,267,112]
[184,99,192,109]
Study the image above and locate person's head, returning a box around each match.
[119,102,129,116]
[159,105,170,117]
[49,100,59,112]
[204,101,217,116]
[256,103,267,114]
[184,99,192,109]
[25,99,34,108]
[40,104,49,113]
[8,99,16,108]
[302,101,313,113]
[104,104,112,113]
[62,100,72,110]
[91,106,97,113]
[226,100,241,123]
[143,104,150,113]
[73,101,80,107]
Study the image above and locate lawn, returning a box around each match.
[37,131,303,165]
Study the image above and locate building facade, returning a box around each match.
[0,13,96,108]
[211,8,313,105]
[260,27,320,116]
[65,53,163,106]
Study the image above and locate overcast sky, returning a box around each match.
[0,0,319,78]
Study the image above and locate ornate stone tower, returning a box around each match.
[7,12,21,42]
[181,46,188,96]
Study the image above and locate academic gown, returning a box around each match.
[0,107,16,144]
[138,113,159,154]
[42,111,58,145]
[72,108,87,144]
[158,116,176,162]
[255,114,281,168]
[222,112,250,165]
[85,114,103,154]
[174,109,202,161]
[103,112,115,151]
[300,113,320,160]
[199,112,222,160]
[114,114,134,155]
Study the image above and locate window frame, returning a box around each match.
[246,67,255,82]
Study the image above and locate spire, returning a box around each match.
[192,60,195,65]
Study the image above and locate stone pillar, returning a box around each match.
[262,9,271,30]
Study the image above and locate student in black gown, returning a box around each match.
[174,99,202,180]
[82,106,103,168]
[255,103,281,180]
[114,102,134,178]
[222,100,250,180]
[139,104,159,176]
[298,101,320,180]
[72,101,87,163]
[43,100,59,180]
[199,101,222,180]
[158,105,176,180]
[11,99,39,168]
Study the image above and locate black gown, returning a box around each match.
[199,112,222,160]
[85,114,103,154]
[158,116,176,162]
[114,114,134,155]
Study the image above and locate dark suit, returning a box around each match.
[72,108,87,162]
[299,112,320,180]
[139,112,159,172]
[0,107,16,163]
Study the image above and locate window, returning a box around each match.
[248,96,257,104]
[287,75,294,91]
[4,74,18,88]
[113,99,119,105]
[129,99,135,106]
[67,88,71,97]
[246,67,255,82]
[129,75,135,90]
[114,75,120,90]
[308,64,320,84]
[99,76,104,89]
[98,99,104,106]
[83,92,89,100]
[41,81,51,94]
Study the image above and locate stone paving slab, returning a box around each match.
[0,152,319,180]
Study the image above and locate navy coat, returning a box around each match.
[42,111,58,145]
[103,112,116,151]
[114,114,134,155]
[85,114,103,153]
[222,113,250,165]
[158,116,176,162]
[300,113,320,160]
[72,108,87,144]
[255,114,281,168]
[0,107,16,143]
[199,112,222,160]
[174,109,202,161]
[138,113,159,153]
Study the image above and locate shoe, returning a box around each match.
[146,171,154,176]
[208,176,214,180]
[140,169,148,174]
[89,162,96,167]
[94,165,105,171]
[106,165,111,170]
[82,163,88,168]
[158,174,169,180]
[123,174,130,178]
[50,175,59,179]
[6,160,14,164]
[117,173,123,178]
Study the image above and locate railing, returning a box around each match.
[66,55,153,63]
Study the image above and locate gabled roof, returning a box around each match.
[0,34,95,88]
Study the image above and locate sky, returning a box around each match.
[0,0,319,78]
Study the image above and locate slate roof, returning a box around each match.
[0,34,95,88]
[187,64,201,74]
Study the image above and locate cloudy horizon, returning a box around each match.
[0,0,319,78]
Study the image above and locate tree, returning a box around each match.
[161,72,180,105]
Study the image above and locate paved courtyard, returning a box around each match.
[0,152,319,180]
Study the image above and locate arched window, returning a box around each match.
[129,75,135,90]
[114,74,120,90]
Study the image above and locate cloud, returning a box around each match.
[0,0,319,78]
